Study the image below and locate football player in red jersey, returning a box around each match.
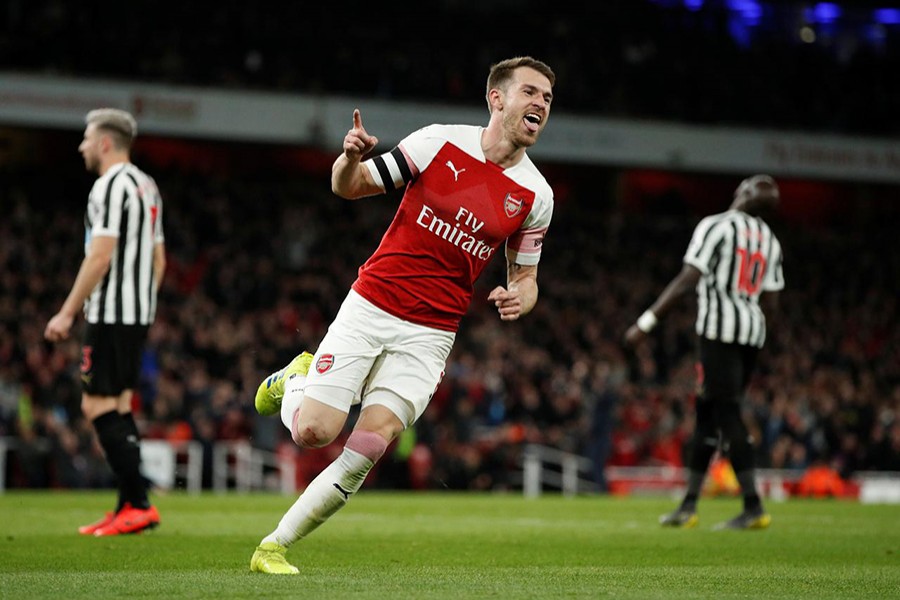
[251,57,555,574]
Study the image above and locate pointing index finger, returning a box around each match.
[353,109,363,130]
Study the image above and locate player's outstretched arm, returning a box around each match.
[625,263,701,346]
[332,109,382,200]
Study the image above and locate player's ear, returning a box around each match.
[98,132,113,153]
[488,88,503,113]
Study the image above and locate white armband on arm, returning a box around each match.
[636,310,658,333]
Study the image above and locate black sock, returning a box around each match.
[121,412,154,492]
[681,470,707,512]
[93,411,149,510]
[736,470,763,513]
[121,411,139,439]
[681,438,718,512]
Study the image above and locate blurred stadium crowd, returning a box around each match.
[2,146,898,491]
[1,0,899,491]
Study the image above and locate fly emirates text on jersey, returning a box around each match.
[416,205,496,261]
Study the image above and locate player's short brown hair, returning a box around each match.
[486,56,555,111]
[85,108,138,150]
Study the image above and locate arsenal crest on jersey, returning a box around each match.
[316,354,334,374]
[504,193,524,218]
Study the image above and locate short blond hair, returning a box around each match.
[85,108,138,149]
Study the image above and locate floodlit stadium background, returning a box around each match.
[1,0,898,501]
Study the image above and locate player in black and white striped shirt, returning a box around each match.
[626,174,784,530]
[45,108,165,536]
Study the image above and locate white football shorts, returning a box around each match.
[299,289,454,427]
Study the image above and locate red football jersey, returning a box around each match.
[353,124,553,331]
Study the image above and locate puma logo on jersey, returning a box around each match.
[445,161,466,181]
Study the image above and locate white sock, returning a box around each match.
[262,447,374,547]
[279,374,307,431]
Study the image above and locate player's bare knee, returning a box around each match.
[295,426,335,448]
[291,414,338,448]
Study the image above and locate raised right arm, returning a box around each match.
[331,109,383,199]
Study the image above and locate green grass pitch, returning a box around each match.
[1,491,898,599]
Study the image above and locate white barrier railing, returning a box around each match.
[521,444,599,497]
[520,449,900,503]
[2,436,898,502]
[211,441,296,494]
[0,436,296,495]
[855,471,900,504]
[141,440,204,495]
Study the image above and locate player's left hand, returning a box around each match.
[488,286,522,321]
[44,313,74,342]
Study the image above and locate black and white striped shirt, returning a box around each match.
[83,162,164,326]
[684,209,784,348]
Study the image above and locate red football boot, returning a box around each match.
[78,511,117,535]
[93,503,160,536]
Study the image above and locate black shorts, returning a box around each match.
[697,337,759,404]
[80,323,149,396]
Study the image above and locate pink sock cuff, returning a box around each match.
[345,430,389,462]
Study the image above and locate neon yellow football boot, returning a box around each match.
[713,509,771,531]
[254,351,314,416]
[250,542,299,575]
[659,508,699,528]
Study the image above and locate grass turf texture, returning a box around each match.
[0,491,897,599]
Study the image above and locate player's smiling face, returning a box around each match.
[500,67,553,147]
